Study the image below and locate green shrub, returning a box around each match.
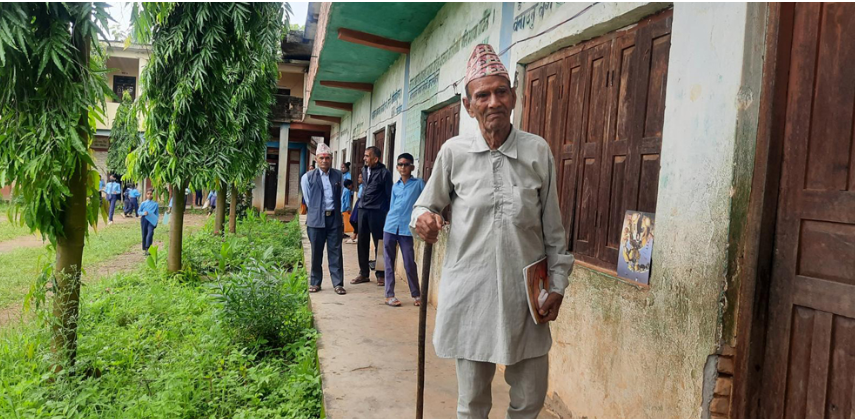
[183,213,303,275]
[211,260,312,353]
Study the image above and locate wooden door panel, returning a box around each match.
[560,52,585,244]
[761,3,855,418]
[374,129,385,162]
[423,101,461,181]
[597,29,638,262]
[572,41,610,258]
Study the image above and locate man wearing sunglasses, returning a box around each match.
[381,153,425,307]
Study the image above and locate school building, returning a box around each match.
[306,3,855,418]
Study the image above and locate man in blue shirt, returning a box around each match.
[137,189,159,255]
[382,153,425,307]
[105,175,122,224]
[301,143,346,295]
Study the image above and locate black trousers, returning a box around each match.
[357,208,386,279]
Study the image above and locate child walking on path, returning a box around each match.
[382,153,425,307]
[138,189,159,255]
[105,175,122,224]
[123,185,141,218]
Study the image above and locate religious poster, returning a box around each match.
[616,210,655,286]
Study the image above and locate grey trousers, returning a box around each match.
[456,355,549,419]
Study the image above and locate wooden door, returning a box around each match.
[423,101,461,181]
[352,137,367,183]
[374,129,385,164]
[760,3,855,418]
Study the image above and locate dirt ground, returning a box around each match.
[0,213,208,327]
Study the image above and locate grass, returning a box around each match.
[0,216,322,418]
[0,214,205,309]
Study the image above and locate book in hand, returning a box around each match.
[523,256,549,325]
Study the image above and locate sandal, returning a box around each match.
[385,297,401,307]
[309,285,321,293]
[414,297,421,306]
[350,275,370,284]
[334,286,346,295]
[377,281,385,287]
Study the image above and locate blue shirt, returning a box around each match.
[106,181,121,195]
[343,171,352,183]
[99,180,105,192]
[128,189,141,199]
[341,188,352,213]
[357,184,364,199]
[383,177,425,236]
[138,199,159,227]
[301,169,335,211]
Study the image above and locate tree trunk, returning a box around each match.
[228,183,238,234]
[167,184,186,273]
[214,181,226,235]
[53,158,88,367]
[52,26,91,367]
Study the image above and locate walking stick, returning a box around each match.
[416,243,433,419]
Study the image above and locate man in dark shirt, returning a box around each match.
[351,146,393,285]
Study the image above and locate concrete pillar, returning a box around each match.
[275,123,290,210]
[252,174,265,211]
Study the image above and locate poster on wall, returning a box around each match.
[616,210,655,286]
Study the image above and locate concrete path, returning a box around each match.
[302,216,556,419]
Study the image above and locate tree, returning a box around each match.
[0,3,112,366]
[129,3,286,270]
[106,91,138,178]
[220,3,283,234]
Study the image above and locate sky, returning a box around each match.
[106,2,310,40]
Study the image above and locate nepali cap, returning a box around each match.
[316,143,332,156]
[464,44,510,88]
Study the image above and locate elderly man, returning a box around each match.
[411,44,574,419]
[301,143,346,295]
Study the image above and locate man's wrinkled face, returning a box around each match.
[463,75,516,133]
[364,149,379,167]
[316,154,331,171]
[396,158,413,178]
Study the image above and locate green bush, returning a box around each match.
[211,260,312,353]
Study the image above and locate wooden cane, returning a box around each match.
[416,243,433,419]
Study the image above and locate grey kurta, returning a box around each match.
[410,127,574,365]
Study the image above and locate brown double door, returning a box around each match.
[760,3,855,418]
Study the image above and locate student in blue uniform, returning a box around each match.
[382,153,425,307]
[123,184,141,218]
[105,175,122,224]
[206,190,217,216]
[137,189,159,255]
[341,178,354,239]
